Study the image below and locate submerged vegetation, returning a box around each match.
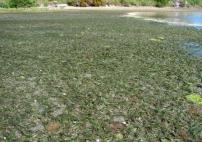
[0,11,202,141]
[186,94,202,105]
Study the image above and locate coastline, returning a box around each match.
[0,6,202,13]
[61,6,202,11]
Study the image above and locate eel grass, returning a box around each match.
[0,11,202,141]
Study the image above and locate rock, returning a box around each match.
[15,131,22,139]
[110,115,127,131]
[172,0,180,8]
[30,121,44,132]
[57,4,68,8]
[52,104,66,117]
[109,122,126,131]
[84,73,92,78]
[161,139,170,142]
[47,122,60,133]
[96,138,100,142]
[112,115,126,125]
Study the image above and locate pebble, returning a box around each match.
[30,121,44,132]
[113,115,126,125]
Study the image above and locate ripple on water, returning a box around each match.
[125,12,202,30]
[183,42,202,57]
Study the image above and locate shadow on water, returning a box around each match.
[126,12,202,29]
[183,42,202,57]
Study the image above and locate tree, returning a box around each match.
[155,0,170,7]
[8,0,36,8]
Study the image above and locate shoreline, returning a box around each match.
[61,6,202,11]
[0,6,202,13]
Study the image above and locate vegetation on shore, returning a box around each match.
[0,0,202,8]
[0,11,202,141]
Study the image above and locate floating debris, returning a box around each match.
[186,93,202,105]
[149,36,165,42]
[149,38,161,42]
[158,37,165,40]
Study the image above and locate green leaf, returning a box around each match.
[186,94,202,105]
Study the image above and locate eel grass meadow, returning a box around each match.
[0,11,202,141]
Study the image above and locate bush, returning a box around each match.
[66,0,75,5]
[104,0,156,6]
[8,0,36,8]
[5,0,202,7]
[155,0,169,7]
[140,0,156,6]
[199,0,202,6]
[178,0,202,7]
[0,2,9,8]
[92,0,106,6]
[186,0,202,6]
[76,0,106,6]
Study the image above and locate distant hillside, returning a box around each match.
[0,0,202,8]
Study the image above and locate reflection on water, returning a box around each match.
[183,42,202,57]
[126,12,202,29]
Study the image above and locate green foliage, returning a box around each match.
[140,0,156,6]
[75,0,202,6]
[0,0,202,7]
[154,0,169,7]
[77,0,106,6]
[110,0,156,6]
[37,0,49,6]
[66,0,75,5]
[93,0,106,6]
[0,0,9,8]
[75,0,166,6]
[186,0,202,6]
[8,0,36,7]
[73,0,173,7]
[1,11,202,141]
[0,2,9,7]
[2,0,202,7]
[186,94,202,105]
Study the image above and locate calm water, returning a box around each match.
[126,12,202,29]
[183,42,202,57]
[126,12,202,57]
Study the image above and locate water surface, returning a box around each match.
[183,42,202,57]
[126,12,202,29]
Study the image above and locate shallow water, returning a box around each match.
[183,42,202,57]
[126,12,202,29]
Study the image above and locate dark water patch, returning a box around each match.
[183,42,202,57]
